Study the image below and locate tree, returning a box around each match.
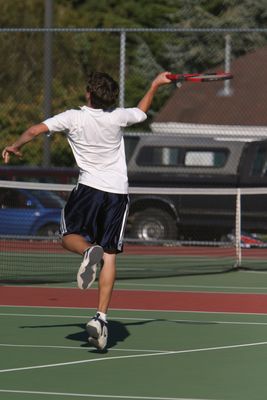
[0,0,267,166]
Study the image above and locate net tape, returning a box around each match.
[2,180,267,195]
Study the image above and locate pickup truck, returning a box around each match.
[1,133,267,242]
[124,133,267,242]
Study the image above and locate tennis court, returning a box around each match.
[1,269,267,400]
[2,15,267,400]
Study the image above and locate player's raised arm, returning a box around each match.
[137,71,172,113]
[2,123,49,164]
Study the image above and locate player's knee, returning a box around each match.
[61,235,68,249]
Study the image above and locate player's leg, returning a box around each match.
[60,185,105,289]
[86,252,116,350]
[97,252,116,313]
[62,234,104,289]
[86,192,129,350]
[62,233,89,255]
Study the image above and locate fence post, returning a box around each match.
[218,34,233,97]
[224,34,233,95]
[119,30,126,108]
[43,0,53,167]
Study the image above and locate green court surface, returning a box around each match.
[1,271,267,400]
[0,252,235,282]
[114,269,267,293]
[2,240,267,284]
[29,268,267,294]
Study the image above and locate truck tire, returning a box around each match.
[130,208,177,241]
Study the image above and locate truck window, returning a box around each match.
[136,146,227,168]
[136,146,180,166]
[251,146,267,176]
[184,150,228,167]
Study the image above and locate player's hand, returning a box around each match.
[2,146,22,164]
[151,72,172,89]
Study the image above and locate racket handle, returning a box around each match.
[166,73,179,81]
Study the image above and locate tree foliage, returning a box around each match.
[0,0,267,166]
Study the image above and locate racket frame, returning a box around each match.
[166,72,233,83]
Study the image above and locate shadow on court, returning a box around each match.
[19,320,158,351]
[19,319,170,350]
[66,321,132,349]
[20,318,217,352]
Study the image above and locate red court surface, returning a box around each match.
[1,286,267,313]
[0,240,239,255]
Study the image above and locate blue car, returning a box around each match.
[0,188,65,237]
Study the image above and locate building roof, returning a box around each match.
[153,46,267,127]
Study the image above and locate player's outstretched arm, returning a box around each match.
[137,72,171,113]
[2,123,49,164]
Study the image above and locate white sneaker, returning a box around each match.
[86,313,108,350]
[77,246,104,290]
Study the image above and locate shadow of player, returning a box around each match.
[20,317,217,352]
[20,319,161,352]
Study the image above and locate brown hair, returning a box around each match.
[86,72,119,110]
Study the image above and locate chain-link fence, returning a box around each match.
[1,28,267,167]
[1,28,267,281]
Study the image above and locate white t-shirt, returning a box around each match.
[43,106,147,194]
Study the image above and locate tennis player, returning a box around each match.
[2,71,171,350]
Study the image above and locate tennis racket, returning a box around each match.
[166,71,233,87]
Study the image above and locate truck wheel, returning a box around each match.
[131,208,177,241]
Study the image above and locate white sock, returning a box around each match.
[97,311,107,322]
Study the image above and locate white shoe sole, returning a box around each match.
[86,319,108,350]
[77,246,104,290]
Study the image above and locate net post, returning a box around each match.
[235,188,242,268]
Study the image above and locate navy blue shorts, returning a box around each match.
[60,183,129,254]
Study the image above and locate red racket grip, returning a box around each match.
[166,73,180,81]
[166,73,200,81]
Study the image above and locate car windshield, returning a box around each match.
[28,190,65,208]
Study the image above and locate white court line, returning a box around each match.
[1,341,267,374]
[244,270,267,274]
[116,282,267,290]
[0,312,102,318]
[1,312,267,325]
[1,304,267,315]
[0,343,165,353]
[0,389,212,400]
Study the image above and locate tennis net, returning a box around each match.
[0,180,266,283]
